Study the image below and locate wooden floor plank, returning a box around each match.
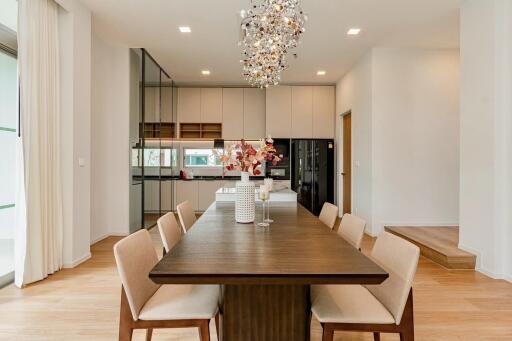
[0,228,510,340]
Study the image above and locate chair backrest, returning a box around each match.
[177,200,197,233]
[365,232,420,325]
[319,202,338,229]
[113,229,160,321]
[157,212,182,253]
[338,213,366,250]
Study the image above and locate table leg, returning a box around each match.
[221,284,310,341]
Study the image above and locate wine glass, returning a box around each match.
[257,185,270,227]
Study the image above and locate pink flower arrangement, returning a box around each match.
[216,137,281,176]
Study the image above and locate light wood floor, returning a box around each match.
[0,228,511,341]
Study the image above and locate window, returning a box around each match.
[183,148,222,168]
[132,148,177,167]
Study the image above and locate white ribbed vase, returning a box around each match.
[235,172,255,223]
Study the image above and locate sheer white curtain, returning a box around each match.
[15,0,63,287]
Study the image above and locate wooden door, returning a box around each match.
[342,113,352,214]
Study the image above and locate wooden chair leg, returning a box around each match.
[145,328,153,341]
[373,332,381,341]
[214,313,220,340]
[322,323,334,341]
[119,287,133,341]
[199,320,210,341]
[399,289,415,341]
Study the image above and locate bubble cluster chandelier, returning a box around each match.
[240,0,307,88]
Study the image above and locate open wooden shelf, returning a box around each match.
[180,123,222,139]
[140,122,176,139]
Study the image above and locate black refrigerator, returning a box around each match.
[291,139,335,216]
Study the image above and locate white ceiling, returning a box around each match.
[80,0,460,86]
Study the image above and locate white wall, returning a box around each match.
[459,0,512,281]
[336,51,373,230]
[336,48,460,236]
[371,48,460,233]
[90,31,130,243]
[57,0,92,267]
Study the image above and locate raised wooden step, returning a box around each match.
[384,226,476,270]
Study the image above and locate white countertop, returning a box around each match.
[215,187,297,202]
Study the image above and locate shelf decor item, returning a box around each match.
[215,137,282,223]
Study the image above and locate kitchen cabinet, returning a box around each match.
[244,88,266,139]
[198,181,224,211]
[291,86,313,138]
[222,88,244,140]
[266,86,292,138]
[144,87,160,122]
[178,88,201,123]
[144,180,160,212]
[161,86,173,123]
[176,180,199,211]
[313,86,335,138]
[200,88,223,123]
[161,180,175,212]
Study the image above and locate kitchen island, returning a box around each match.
[215,186,297,202]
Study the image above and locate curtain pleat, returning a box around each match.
[15,0,63,287]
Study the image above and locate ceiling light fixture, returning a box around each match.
[347,28,361,35]
[240,0,307,88]
[201,70,211,75]
[317,70,326,76]
[179,26,191,33]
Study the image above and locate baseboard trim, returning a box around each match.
[458,243,512,282]
[91,232,129,245]
[63,252,91,268]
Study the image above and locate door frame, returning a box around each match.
[336,110,352,217]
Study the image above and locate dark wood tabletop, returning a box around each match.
[150,202,388,285]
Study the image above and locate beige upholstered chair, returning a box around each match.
[311,232,420,341]
[113,229,220,341]
[338,213,366,250]
[177,200,197,233]
[319,202,339,229]
[157,212,182,255]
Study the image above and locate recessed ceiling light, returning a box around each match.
[317,71,326,76]
[347,28,361,35]
[201,70,211,75]
[179,26,191,33]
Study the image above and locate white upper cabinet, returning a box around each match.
[178,88,201,123]
[161,86,173,123]
[244,88,266,139]
[312,86,335,138]
[266,86,292,138]
[222,88,244,140]
[291,86,313,138]
[144,87,160,122]
[200,88,223,123]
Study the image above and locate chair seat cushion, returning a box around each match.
[311,285,395,324]
[138,284,219,321]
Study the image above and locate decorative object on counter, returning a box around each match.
[258,185,270,227]
[240,0,307,87]
[215,137,282,223]
[236,171,256,223]
[263,178,274,223]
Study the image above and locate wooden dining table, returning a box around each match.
[150,202,388,341]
